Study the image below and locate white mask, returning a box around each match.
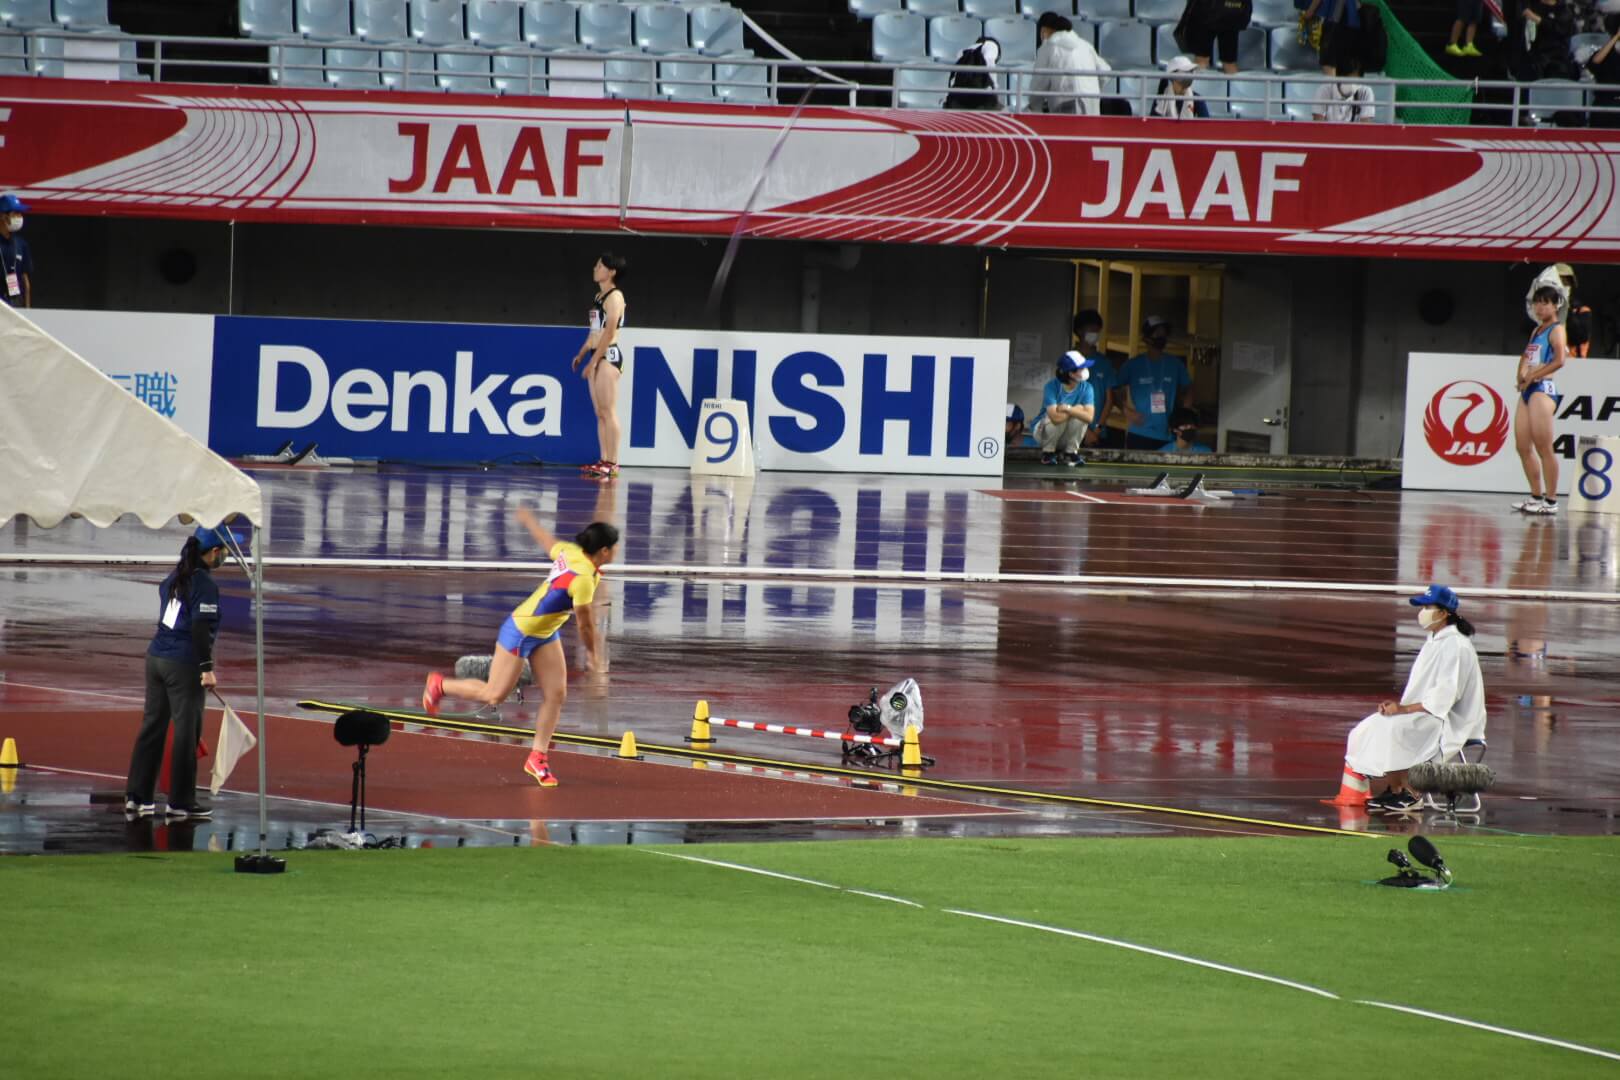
[1077,368,1090,382]
[1083,331,1100,346]
[1418,607,1446,630]
[4,215,20,232]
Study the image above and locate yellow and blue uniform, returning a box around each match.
[498,542,599,657]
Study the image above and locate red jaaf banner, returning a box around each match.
[3,76,1618,260]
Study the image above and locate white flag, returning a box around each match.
[210,702,258,796]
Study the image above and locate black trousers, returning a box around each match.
[127,654,204,806]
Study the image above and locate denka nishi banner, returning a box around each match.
[4,76,1620,260]
[1402,353,1620,492]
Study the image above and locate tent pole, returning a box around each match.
[253,520,267,856]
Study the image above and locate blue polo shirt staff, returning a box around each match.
[1035,351,1097,466]
[1116,316,1193,450]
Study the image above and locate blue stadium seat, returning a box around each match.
[437,47,496,91]
[354,0,407,39]
[492,48,547,93]
[689,4,743,54]
[381,45,440,87]
[604,50,656,96]
[1368,78,1393,122]
[410,0,464,43]
[1570,31,1607,64]
[984,13,1034,62]
[893,63,950,107]
[0,30,28,73]
[1268,25,1314,70]
[906,0,959,15]
[522,1,577,48]
[928,13,982,61]
[1131,0,1177,21]
[1281,76,1315,119]
[466,0,520,43]
[295,0,349,38]
[1082,0,1130,18]
[578,2,634,50]
[52,0,113,31]
[1096,19,1150,67]
[1526,79,1586,126]
[1225,75,1272,118]
[1152,23,1179,63]
[659,56,713,99]
[269,40,327,85]
[1250,0,1293,27]
[1070,16,1098,45]
[240,0,296,37]
[634,4,688,52]
[962,0,1013,16]
[1113,72,1144,110]
[849,0,901,17]
[1235,26,1264,69]
[1017,0,1068,17]
[326,45,384,86]
[716,53,773,101]
[1193,74,1228,115]
[871,9,926,60]
[1,0,51,27]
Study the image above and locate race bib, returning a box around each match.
[1524,343,1542,365]
[588,308,603,331]
[161,597,182,629]
[4,272,18,297]
[1150,391,1167,414]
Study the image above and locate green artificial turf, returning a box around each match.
[6,835,1617,1079]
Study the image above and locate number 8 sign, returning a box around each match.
[690,398,756,478]
[1569,436,1620,516]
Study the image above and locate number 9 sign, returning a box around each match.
[690,398,756,478]
[704,410,738,464]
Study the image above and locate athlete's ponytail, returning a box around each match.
[172,536,206,597]
[1447,611,1476,638]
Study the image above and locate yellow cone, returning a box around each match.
[0,737,18,768]
[686,699,713,744]
[0,770,14,795]
[901,724,923,768]
[617,730,643,760]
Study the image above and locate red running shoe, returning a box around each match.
[524,751,559,787]
[422,671,444,716]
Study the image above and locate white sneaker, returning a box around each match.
[1512,497,1543,513]
[1529,499,1559,516]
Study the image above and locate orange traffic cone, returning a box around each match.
[1321,764,1372,807]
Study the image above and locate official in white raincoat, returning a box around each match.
[1345,584,1487,811]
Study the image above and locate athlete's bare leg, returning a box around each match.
[442,644,524,707]
[530,637,568,754]
[1529,392,1559,499]
[591,362,623,464]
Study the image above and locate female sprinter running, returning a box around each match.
[573,253,627,479]
[1513,284,1568,515]
[422,511,619,787]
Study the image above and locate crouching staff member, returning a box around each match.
[1034,350,1096,467]
[126,527,232,819]
[1343,584,1486,813]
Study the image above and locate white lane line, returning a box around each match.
[647,850,841,889]
[846,889,925,907]
[1065,491,1107,504]
[943,909,1342,1001]
[1357,1000,1620,1063]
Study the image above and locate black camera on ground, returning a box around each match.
[848,687,885,737]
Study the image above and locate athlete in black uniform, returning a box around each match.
[573,253,627,478]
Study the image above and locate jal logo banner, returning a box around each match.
[614,328,1010,476]
[209,316,599,463]
[1403,352,1620,492]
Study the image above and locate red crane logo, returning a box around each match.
[1423,380,1509,466]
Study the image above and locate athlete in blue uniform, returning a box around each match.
[1513,284,1568,515]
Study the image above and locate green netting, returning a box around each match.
[1369,0,1475,124]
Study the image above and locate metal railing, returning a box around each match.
[5,28,1619,128]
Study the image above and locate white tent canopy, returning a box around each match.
[0,303,262,529]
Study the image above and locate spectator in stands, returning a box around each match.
[1074,309,1120,449]
[1035,351,1096,466]
[0,194,33,308]
[945,36,1002,111]
[1185,0,1253,75]
[1312,58,1378,121]
[1115,316,1193,451]
[1515,0,1578,81]
[1296,0,1324,49]
[1318,0,1360,75]
[1585,14,1620,127]
[1005,402,1038,448]
[1029,13,1110,116]
[1447,0,1485,57]
[1152,56,1212,118]
[1556,263,1594,356]
[1159,408,1214,453]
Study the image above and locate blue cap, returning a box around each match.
[0,194,29,214]
[192,526,229,551]
[1409,584,1459,612]
[1006,402,1025,424]
[1057,350,1095,374]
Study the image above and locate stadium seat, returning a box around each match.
[240,0,296,38]
[1071,16,1098,45]
[0,29,28,73]
[1193,74,1229,115]
[1250,0,1293,28]
[492,48,546,93]
[52,0,113,31]
[659,55,713,98]
[716,53,773,101]
[963,0,1014,17]
[906,0,959,15]
[381,45,440,88]
[634,4,689,52]
[893,63,950,107]
[410,0,465,43]
[354,0,408,39]
[1268,26,1314,70]
[928,13,982,61]
[522,1,577,48]
[984,13,1034,62]
[1570,31,1607,63]
[326,45,384,86]
[437,47,495,91]
[578,3,634,50]
[1526,79,1586,126]
[0,0,49,27]
[1225,74,1272,118]
[295,0,349,38]
[689,5,743,54]
[466,0,520,43]
[1082,0,1130,19]
[871,10,926,60]
[1281,76,1315,119]
[1131,0,1177,21]
[1368,78,1393,122]
[605,50,657,96]
[1114,72,1144,111]
[1018,0,1069,18]
[1152,23,1179,63]
[116,36,145,79]
[849,0,901,17]
[1234,26,1265,69]
[1096,19,1151,67]
[268,40,327,85]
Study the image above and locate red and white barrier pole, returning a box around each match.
[709,716,902,748]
